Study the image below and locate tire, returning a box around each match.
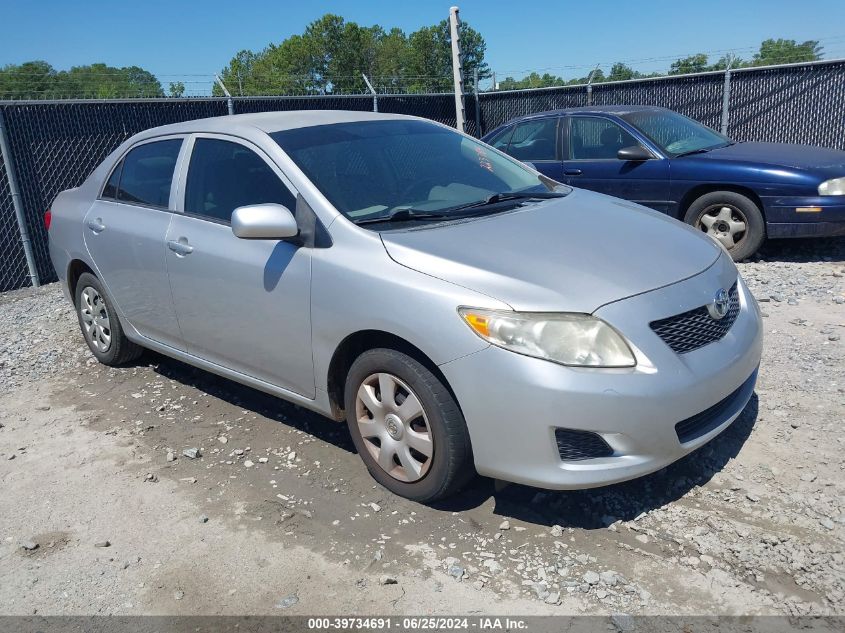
[343,348,475,503]
[74,272,143,366]
[683,191,765,261]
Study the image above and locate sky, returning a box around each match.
[2,0,843,92]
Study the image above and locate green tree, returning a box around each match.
[216,13,490,96]
[0,60,57,98]
[607,62,640,82]
[0,61,163,98]
[497,72,564,90]
[669,53,710,75]
[169,81,185,97]
[751,39,822,66]
[708,53,745,70]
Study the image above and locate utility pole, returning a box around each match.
[449,6,465,132]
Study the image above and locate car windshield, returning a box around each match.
[271,119,562,226]
[620,110,731,157]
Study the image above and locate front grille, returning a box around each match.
[675,369,757,443]
[555,428,614,461]
[650,283,740,354]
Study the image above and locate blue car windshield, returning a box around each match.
[621,110,731,157]
[272,120,559,224]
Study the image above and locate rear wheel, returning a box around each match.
[344,348,474,503]
[683,191,765,261]
[74,272,143,366]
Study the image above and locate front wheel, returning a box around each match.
[683,191,765,261]
[344,348,475,503]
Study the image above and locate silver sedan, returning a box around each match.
[47,111,763,502]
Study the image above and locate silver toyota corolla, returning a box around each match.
[47,111,763,502]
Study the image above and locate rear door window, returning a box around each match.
[505,118,558,161]
[184,138,296,223]
[116,139,183,208]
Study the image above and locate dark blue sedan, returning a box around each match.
[481,106,845,260]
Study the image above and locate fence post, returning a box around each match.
[586,65,600,106]
[215,75,235,115]
[449,6,466,132]
[0,109,40,287]
[473,67,481,136]
[362,74,378,112]
[720,67,732,136]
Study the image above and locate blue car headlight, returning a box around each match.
[818,177,845,196]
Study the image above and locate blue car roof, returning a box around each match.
[481,105,667,139]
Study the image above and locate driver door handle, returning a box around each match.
[564,168,583,176]
[167,239,194,256]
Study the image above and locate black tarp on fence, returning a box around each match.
[1,59,843,291]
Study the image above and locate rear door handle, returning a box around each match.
[563,169,583,176]
[167,239,194,256]
[87,218,106,233]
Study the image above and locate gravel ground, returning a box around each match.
[0,236,843,616]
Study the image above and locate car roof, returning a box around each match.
[519,105,667,119]
[480,105,668,139]
[131,110,425,141]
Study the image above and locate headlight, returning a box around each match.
[458,308,636,367]
[818,177,845,196]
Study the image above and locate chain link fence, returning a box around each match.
[1,59,843,292]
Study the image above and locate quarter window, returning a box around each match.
[102,159,123,200]
[505,118,558,161]
[568,117,638,160]
[185,138,296,223]
[116,139,182,207]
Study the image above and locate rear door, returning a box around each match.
[165,134,315,397]
[83,137,185,348]
[562,115,671,212]
[500,117,563,181]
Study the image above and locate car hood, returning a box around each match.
[380,189,722,313]
[698,142,845,171]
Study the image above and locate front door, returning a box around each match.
[165,135,315,397]
[563,115,671,212]
[83,137,185,348]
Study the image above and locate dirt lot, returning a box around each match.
[1,238,844,617]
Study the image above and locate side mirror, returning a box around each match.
[231,203,299,240]
[617,145,654,161]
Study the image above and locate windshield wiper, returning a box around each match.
[675,148,713,157]
[442,190,567,214]
[354,208,451,225]
[354,191,566,226]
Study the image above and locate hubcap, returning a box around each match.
[698,205,748,250]
[79,286,112,353]
[355,372,433,483]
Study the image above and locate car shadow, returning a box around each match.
[143,350,356,454]
[752,235,845,263]
[435,394,759,529]
[134,347,758,525]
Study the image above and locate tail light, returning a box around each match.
[44,209,52,231]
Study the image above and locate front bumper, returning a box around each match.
[763,195,845,238]
[439,253,763,490]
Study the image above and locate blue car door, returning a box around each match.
[499,116,564,181]
[562,115,671,213]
